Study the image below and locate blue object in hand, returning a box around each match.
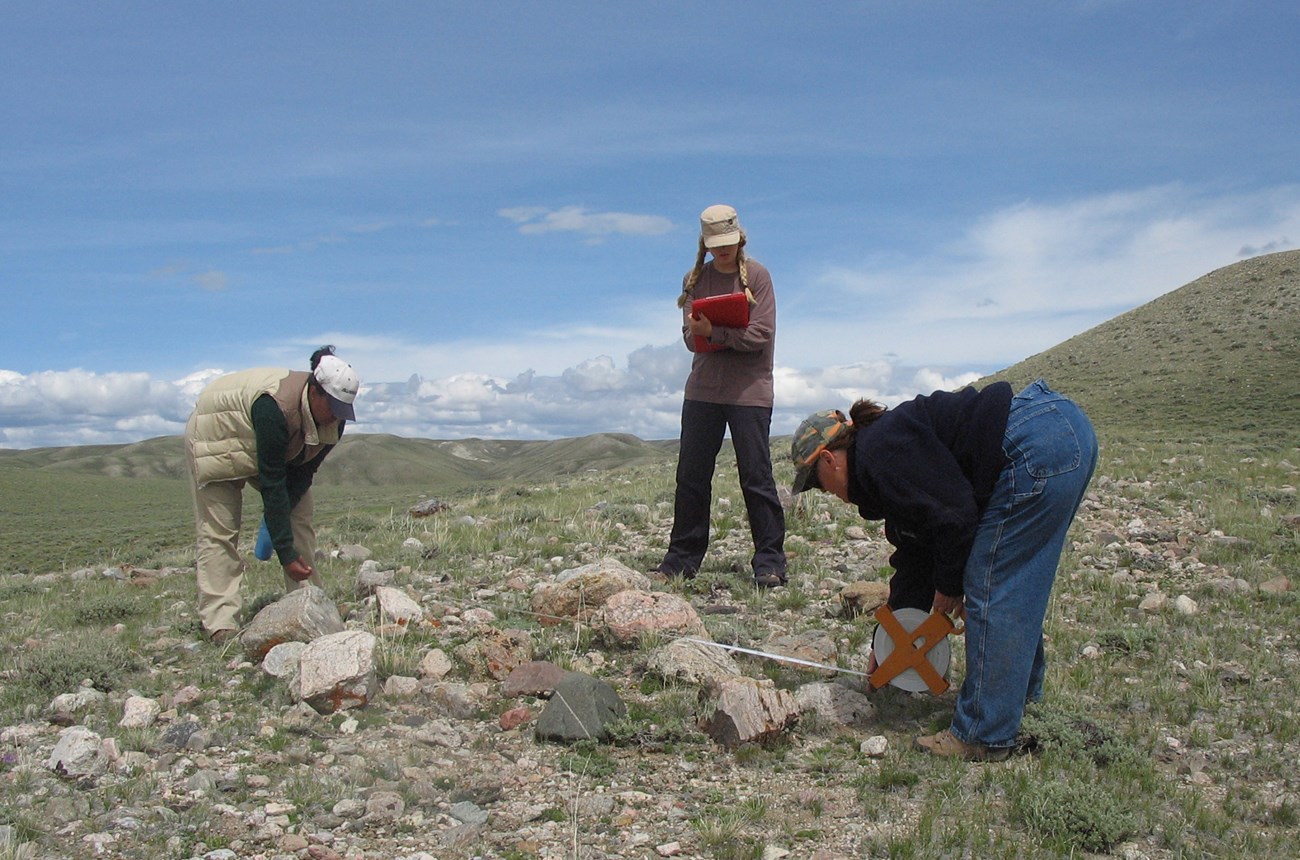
[254,518,273,561]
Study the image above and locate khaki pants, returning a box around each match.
[184,417,322,636]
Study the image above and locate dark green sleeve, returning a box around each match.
[251,395,298,565]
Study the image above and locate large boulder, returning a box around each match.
[291,630,379,714]
[530,558,652,626]
[594,590,708,645]
[240,585,345,661]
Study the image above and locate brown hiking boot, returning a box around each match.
[915,729,1011,762]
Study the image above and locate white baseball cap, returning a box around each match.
[314,355,359,421]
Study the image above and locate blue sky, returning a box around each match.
[3,1,1298,448]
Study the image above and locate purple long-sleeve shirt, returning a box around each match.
[681,258,776,408]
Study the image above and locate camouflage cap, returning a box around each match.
[790,409,851,494]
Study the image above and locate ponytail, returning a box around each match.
[849,398,888,428]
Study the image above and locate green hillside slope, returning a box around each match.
[981,249,1300,442]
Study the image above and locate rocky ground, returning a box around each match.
[3,454,1297,860]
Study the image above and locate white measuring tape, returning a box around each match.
[680,637,873,679]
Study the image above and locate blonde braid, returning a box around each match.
[737,236,755,305]
[676,239,709,308]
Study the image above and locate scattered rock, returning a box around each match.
[860,735,889,758]
[409,498,450,517]
[262,641,308,679]
[374,585,426,626]
[764,631,838,676]
[794,682,876,729]
[644,638,741,687]
[530,557,653,626]
[355,560,397,596]
[47,681,106,721]
[292,630,380,714]
[839,580,890,617]
[118,695,161,729]
[417,648,454,680]
[595,590,708,645]
[1259,575,1291,594]
[501,660,570,698]
[333,544,373,562]
[699,676,799,749]
[1139,592,1167,613]
[46,725,112,778]
[455,627,534,680]
[535,672,627,743]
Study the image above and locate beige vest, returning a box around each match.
[187,368,340,486]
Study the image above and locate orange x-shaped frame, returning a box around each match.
[869,606,960,695]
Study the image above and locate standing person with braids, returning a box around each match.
[184,346,360,643]
[657,204,787,588]
[789,380,1097,759]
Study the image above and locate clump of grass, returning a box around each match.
[70,591,151,626]
[1019,707,1143,767]
[1011,775,1136,853]
[691,803,766,860]
[1096,625,1160,655]
[373,631,432,679]
[15,633,141,695]
[558,741,618,780]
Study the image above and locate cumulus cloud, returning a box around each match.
[0,350,972,449]
[498,205,675,243]
[0,368,200,448]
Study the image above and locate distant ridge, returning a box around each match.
[0,432,677,489]
[981,249,1300,442]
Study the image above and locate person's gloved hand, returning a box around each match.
[284,556,315,582]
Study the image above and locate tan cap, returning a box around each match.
[700,204,744,248]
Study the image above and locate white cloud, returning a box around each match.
[498,206,675,243]
[794,183,1300,369]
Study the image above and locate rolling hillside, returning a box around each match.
[980,249,1300,441]
[0,431,677,489]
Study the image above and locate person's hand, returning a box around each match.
[284,556,315,582]
[687,312,713,339]
[932,591,965,620]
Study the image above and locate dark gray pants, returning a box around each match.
[659,399,787,577]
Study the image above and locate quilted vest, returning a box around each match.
[187,368,339,486]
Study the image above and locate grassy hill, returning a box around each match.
[980,248,1300,443]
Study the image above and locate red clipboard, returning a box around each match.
[690,292,750,353]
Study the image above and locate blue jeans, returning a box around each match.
[660,400,787,577]
[949,381,1098,749]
